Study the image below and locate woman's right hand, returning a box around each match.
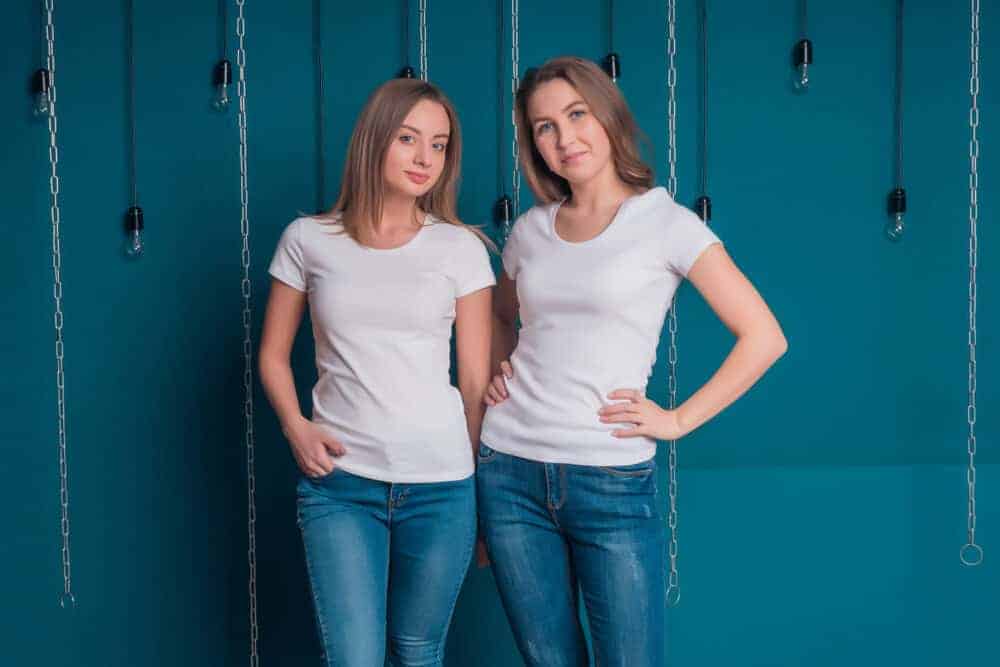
[284,415,346,477]
[484,360,513,406]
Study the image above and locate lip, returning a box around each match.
[561,151,588,165]
[405,171,430,185]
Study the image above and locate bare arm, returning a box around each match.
[455,286,493,451]
[484,273,518,406]
[258,279,344,476]
[601,244,788,439]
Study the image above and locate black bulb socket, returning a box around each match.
[888,188,906,216]
[213,59,232,86]
[398,66,416,79]
[793,39,813,67]
[603,53,621,80]
[494,196,512,226]
[125,206,144,232]
[695,195,712,222]
[33,68,51,94]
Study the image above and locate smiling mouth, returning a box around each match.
[561,152,587,165]
[405,171,430,184]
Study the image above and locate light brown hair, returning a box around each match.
[515,56,654,203]
[324,78,490,247]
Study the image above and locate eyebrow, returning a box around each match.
[531,99,587,125]
[400,124,450,139]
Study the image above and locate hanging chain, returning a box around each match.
[314,0,325,212]
[511,0,520,219]
[665,0,680,607]
[43,0,74,611]
[418,0,427,81]
[234,0,261,661]
[699,0,707,197]
[961,0,983,568]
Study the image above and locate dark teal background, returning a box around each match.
[3,0,998,665]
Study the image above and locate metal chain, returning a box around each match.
[699,0,708,197]
[43,0,74,611]
[961,0,983,568]
[314,0,325,212]
[665,0,680,607]
[234,1,261,661]
[418,0,427,81]
[511,0,520,219]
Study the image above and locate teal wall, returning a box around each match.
[3,0,997,665]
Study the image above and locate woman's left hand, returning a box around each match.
[599,389,687,441]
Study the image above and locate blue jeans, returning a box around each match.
[296,469,476,666]
[476,443,667,667]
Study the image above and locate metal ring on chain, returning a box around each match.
[234,1,261,663]
[43,0,76,611]
[963,0,982,567]
[665,0,681,608]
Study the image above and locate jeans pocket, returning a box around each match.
[476,442,499,465]
[599,459,656,478]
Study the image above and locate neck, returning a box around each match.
[377,190,420,231]
[566,160,634,212]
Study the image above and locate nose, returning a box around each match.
[556,123,575,151]
[413,141,431,168]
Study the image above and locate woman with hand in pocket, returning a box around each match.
[259,78,494,667]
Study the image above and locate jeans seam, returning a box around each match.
[298,506,333,666]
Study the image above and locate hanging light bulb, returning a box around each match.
[211,59,232,111]
[494,195,513,241]
[695,195,712,223]
[123,206,144,258]
[792,39,813,93]
[603,52,621,83]
[885,187,905,242]
[32,68,51,117]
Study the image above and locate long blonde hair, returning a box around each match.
[324,78,490,247]
[515,57,655,204]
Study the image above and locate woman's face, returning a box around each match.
[383,99,451,200]
[526,78,613,187]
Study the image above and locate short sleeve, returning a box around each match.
[663,206,722,277]
[500,223,520,281]
[268,219,308,292]
[452,229,497,298]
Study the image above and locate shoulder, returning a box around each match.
[507,201,556,244]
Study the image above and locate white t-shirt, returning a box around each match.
[268,214,496,483]
[480,187,721,466]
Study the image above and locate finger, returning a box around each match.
[493,375,509,399]
[598,402,636,416]
[601,412,642,424]
[500,360,513,379]
[612,426,647,438]
[323,439,346,456]
[607,388,642,403]
[484,393,496,407]
[487,383,504,403]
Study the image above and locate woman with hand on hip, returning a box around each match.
[478,57,788,666]
[258,78,495,667]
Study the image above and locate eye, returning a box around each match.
[432,142,447,152]
[535,121,552,135]
[569,109,586,120]
[398,134,415,144]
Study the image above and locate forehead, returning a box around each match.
[401,98,451,134]
[527,78,583,119]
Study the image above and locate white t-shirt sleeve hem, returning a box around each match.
[268,268,307,292]
[675,238,723,277]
